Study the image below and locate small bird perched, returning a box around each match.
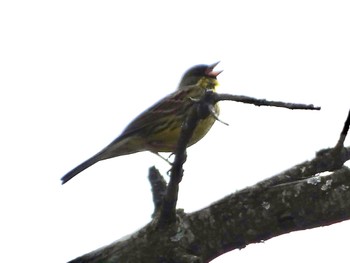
[61,62,222,184]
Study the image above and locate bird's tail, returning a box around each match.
[61,136,140,184]
[61,153,102,184]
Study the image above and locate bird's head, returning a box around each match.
[178,62,222,88]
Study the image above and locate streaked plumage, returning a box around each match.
[61,62,221,184]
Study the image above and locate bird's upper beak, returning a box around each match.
[206,61,223,78]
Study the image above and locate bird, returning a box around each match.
[61,62,222,184]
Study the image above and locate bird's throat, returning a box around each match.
[197,77,219,92]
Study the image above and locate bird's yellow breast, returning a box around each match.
[188,77,219,146]
[189,103,219,146]
[145,77,220,152]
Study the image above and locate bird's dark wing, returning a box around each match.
[116,86,194,140]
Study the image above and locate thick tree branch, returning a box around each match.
[253,146,350,190]
[255,108,350,189]
[69,161,350,263]
[188,165,350,262]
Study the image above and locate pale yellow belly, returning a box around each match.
[146,103,219,152]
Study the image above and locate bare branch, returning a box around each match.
[214,93,321,110]
[256,146,350,190]
[158,90,215,226]
[335,109,350,149]
[148,166,167,218]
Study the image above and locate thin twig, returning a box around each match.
[214,93,321,110]
[335,109,350,149]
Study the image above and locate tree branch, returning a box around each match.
[188,165,350,262]
[68,95,330,263]
[335,109,350,149]
[148,166,167,218]
[158,90,215,226]
[254,108,350,189]
[214,93,321,110]
[69,161,350,263]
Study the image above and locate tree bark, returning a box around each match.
[69,148,350,263]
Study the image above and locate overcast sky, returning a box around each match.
[1,1,350,262]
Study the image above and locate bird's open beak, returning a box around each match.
[206,61,223,78]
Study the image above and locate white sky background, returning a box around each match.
[1,0,350,262]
